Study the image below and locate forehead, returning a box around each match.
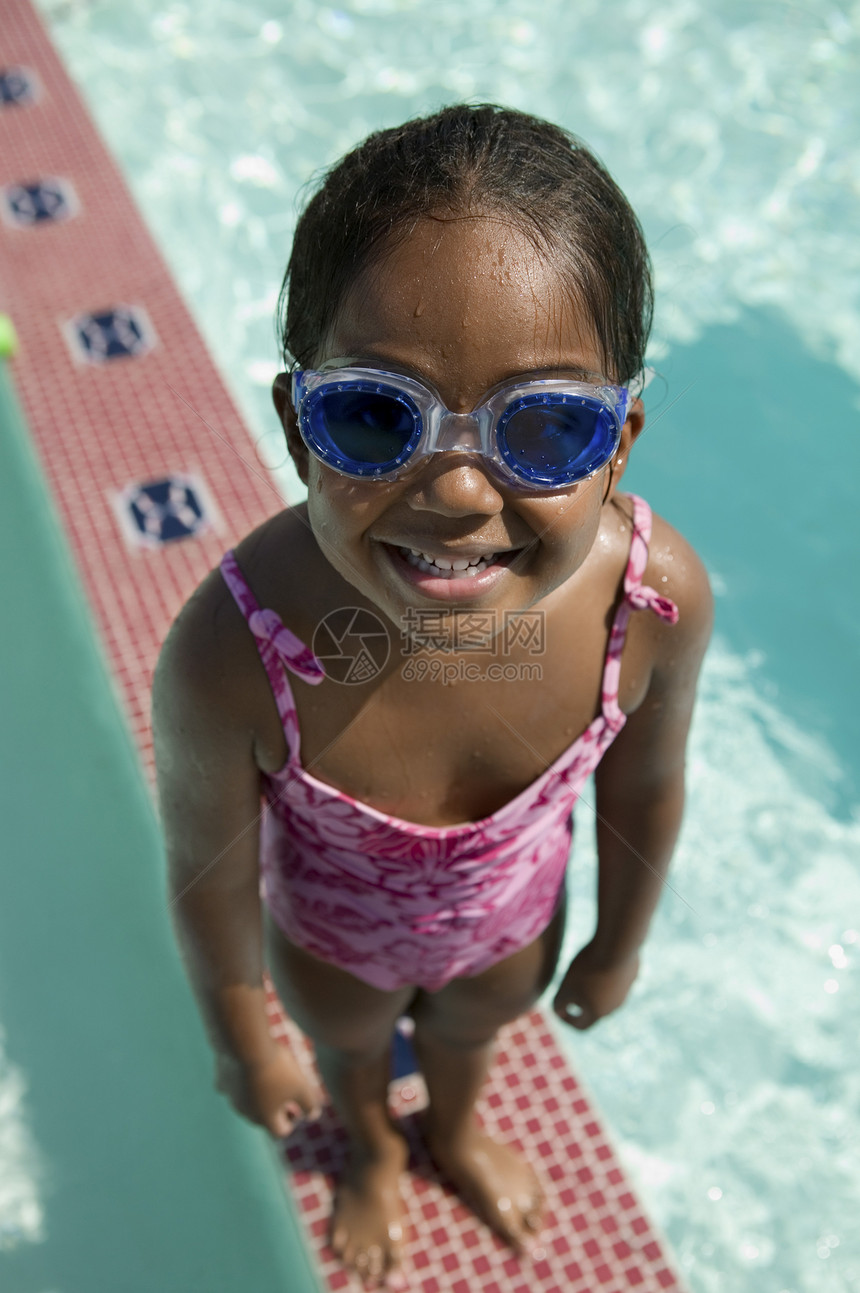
[324,215,604,393]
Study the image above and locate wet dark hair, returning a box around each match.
[278,103,652,384]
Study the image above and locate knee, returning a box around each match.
[310,1019,395,1064]
[411,985,534,1051]
[411,1015,494,1052]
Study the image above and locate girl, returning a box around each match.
[154,105,712,1287]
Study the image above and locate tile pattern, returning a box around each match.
[267,986,683,1292]
[0,4,686,1289]
[0,1,284,782]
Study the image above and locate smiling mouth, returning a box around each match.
[395,545,518,578]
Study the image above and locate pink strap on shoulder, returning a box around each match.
[600,495,679,725]
[220,550,325,764]
[622,495,681,622]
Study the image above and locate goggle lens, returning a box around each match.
[498,394,619,485]
[305,383,419,471]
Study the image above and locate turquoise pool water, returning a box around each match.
[4,2,858,1290]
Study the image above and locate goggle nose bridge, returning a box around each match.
[427,409,490,456]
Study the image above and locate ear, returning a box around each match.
[603,398,645,503]
[273,372,310,486]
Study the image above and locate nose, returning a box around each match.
[406,451,505,519]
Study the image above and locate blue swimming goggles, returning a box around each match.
[291,362,635,491]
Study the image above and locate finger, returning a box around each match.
[299,1084,325,1119]
[270,1099,306,1138]
[570,1010,596,1030]
[266,1105,292,1137]
[555,997,594,1029]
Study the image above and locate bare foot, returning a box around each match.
[422,1116,544,1253]
[330,1129,408,1287]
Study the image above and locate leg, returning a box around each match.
[410,904,564,1251]
[264,911,414,1285]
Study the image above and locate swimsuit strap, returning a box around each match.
[220,550,325,763]
[600,494,679,725]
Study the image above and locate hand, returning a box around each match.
[552,944,640,1030]
[215,1046,323,1138]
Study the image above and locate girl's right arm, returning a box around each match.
[152,581,322,1136]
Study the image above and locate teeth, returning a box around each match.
[400,547,501,578]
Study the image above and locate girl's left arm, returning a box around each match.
[553,532,714,1030]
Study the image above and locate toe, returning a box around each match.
[364,1244,384,1281]
[384,1225,405,1287]
[518,1178,545,1233]
[521,1191,545,1234]
[491,1197,527,1251]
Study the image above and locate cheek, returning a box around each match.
[531,479,604,560]
[307,481,354,555]
[305,468,389,558]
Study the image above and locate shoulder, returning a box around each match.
[594,499,713,790]
[155,504,314,702]
[648,506,713,636]
[232,502,343,641]
[153,561,264,739]
[631,499,714,687]
[153,531,293,773]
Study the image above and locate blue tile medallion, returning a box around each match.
[0,177,79,227]
[0,67,41,107]
[62,305,157,365]
[111,473,219,549]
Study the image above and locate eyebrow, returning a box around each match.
[502,363,603,383]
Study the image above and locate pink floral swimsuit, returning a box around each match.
[220,494,677,994]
